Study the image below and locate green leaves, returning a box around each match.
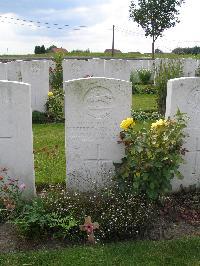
[12,198,77,238]
[155,60,183,115]
[130,0,184,39]
[46,52,64,122]
[129,0,185,57]
[115,111,188,200]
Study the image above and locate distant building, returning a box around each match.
[51,47,68,53]
[128,51,141,54]
[104,49,122,54]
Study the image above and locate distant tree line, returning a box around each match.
[34,45,57,54]
[172,46,200,55]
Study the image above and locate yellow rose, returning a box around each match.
[120,117,135,130]
[48,91,54,97]
[151,119,168,130]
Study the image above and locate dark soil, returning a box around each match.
[0,223,67,253]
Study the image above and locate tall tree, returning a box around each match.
[34,46,40,54]
[129,0,185,58]
[40,45,46,54]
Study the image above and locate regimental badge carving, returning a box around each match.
[30,64,41,75]
[84,87,113,119]
[187,87,200,113]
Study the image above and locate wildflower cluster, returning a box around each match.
[0,168,25,221]
[39,186,157,241]
[115,111,188,200]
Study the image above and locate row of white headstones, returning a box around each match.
[0,63,200,198]
[0,58,200,112]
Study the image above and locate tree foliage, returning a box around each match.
[34,45,46,54]
[172,46,200,55]
[129,0,185,58]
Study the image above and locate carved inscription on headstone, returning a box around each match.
[83,87,113,119]
[65,78,132,191]
[187,87,200,113]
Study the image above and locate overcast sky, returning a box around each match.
[0,0,199,54]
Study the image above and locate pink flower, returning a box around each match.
[0,176,4,181]
[85,224,94,234]
[19,183,26,190]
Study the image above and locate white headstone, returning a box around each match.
[182,58,198,77]
[7,60,22,82]
[63,59,104,81]
[166,77,200,190]
[128,60,145,72]
[0,63,7,80]
[21,60,49,112]
[0,80,35,198]
[65,77,132,191]
[104,59,131,81]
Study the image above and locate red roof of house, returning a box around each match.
[52,47,68,53]
[104,49,122,53]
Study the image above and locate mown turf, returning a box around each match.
[33,123,65,185]
[0,237,199,266]
[133,94,157,110]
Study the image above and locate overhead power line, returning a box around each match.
[0,15,87,30]
[116,25,200,44]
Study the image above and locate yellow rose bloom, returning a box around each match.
[48,91,54,97]
[120,117,135,130]
[151,119,168,130]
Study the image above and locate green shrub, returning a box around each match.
[155,60,183,115]
[130,69,153,94]
[137,69,152,85]
[49,52,63,91]
[135,84,156,94]
[46,52,64,122]
[115,111,188,200]
[45,90,64,122]
[12,197,77,239]
[131,109,162,121]
[32,111,47,124]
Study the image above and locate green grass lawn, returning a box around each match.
[1,52,200,60]
[33,123,65,185]
[33,94,156,186]
[0,237,199,266]
[133,94,157,110]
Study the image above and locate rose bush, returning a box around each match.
[115,110,188,200]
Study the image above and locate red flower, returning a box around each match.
[0,176,4,181]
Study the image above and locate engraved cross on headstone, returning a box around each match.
[84,144,112,176]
